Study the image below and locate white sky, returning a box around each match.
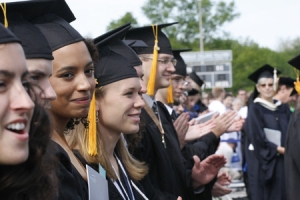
[66,0,300,51]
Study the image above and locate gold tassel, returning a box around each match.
[294,68,300,94]
[147,24,160,96]
[87,87,97,156]
[167,79,174,104]
[0,3,8,28]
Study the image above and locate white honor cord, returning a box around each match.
[115,154,148,200]
[111,162,131,200]
[130,180,149,200]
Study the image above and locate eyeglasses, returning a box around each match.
[172,76,189,86]
[140,57,177,66]
[259,83,273,88]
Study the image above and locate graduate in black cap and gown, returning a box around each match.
[245,64,290,200]
[27,0,97,199]
[126,23,227,200]
[66,24,149,200]
[284,54,300,200]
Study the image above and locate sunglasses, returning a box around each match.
[260,83,273,88]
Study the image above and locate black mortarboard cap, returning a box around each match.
[0,13,53,60]
[0,23,20,44]
[248,64,281,83]
[94,24,138,87]
[125,22,178,55]
[288,54,300,70]
[278,76,295,88]
[29,0,83,51]
[172,49,191,77]
[278,76,297,96]
[94,23,141,67]
[124,39,148,48]
[189,71,204,87]
[5,0,75,23]
[188,88,199,96]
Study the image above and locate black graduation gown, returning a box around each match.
[49,141,88,200]
[182,132,220,199]
[284,111,300,200]
[133,101,194,200]
[108,170,146,200]
[74,150,146,200]
[244,102,290,200]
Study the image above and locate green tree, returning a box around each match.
[106,12,139,31]
[142,0,240,50]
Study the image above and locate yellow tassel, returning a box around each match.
[167,79,174,104]
[87,90,97,156]
[147,24,160,96]
[293,68,300,94]
[0,3,8,28]
[295,79,300,95]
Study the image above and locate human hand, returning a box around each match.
[211,182,232,197]
[211,111,237,137]
[191,154,226,188]
[277,146,285,154]
[185,119,216,141]
[226,116,244,132]
[217,171,231,186]
[173,113,189,149]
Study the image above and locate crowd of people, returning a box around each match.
[1,0,300,200]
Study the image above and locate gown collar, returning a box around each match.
[254,97,281,111]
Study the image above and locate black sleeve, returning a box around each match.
[50,142,85,200]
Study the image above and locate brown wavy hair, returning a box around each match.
[0,96,58,200]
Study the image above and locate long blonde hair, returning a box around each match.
[67,86,148,181]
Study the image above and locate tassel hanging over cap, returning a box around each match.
[0,3,8,28]
[167,79,174,104]
[147,24,160,96]
[86,80,98,156]
[294,68,300,94]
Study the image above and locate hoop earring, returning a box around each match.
[96,111,99,122]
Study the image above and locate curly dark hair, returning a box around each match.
[0,89,58,199]
[84,37,99,66]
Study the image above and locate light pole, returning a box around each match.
[198,0,204,52]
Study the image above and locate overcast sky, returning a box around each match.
[64,0,300,51]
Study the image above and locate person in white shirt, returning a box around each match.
[208,87,227,115]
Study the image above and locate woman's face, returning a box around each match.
[97,78,144,135]
[0,43,35,165]
[256,78,274,100]
[50,41,95,119]
[26,59,56,108]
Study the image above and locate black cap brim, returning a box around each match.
[248,64,281,83]
[6,0,75,23]
[189,71,204,88]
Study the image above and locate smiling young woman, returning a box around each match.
[0,21,58,200]
[67,24,149,200]
[29,1,99,199]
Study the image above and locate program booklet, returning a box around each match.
[263,128,281,146]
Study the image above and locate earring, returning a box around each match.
[96,111,99,122]
[81,117,89,129]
